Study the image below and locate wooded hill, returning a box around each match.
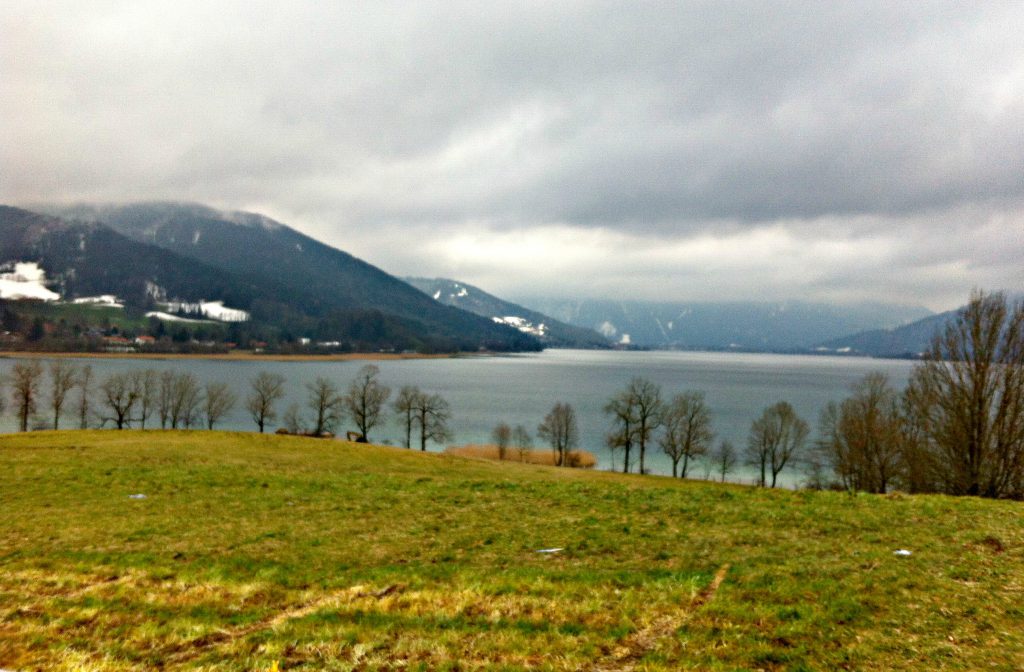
[0,204,540,353]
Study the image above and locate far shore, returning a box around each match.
[0,350,465,363]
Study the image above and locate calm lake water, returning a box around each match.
[0,350,917,484]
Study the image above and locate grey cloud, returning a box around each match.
[2,1,1022,309]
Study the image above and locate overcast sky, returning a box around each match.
[3,1,1023,311]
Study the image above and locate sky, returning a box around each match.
[2,1,1023,312]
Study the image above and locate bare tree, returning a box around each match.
[99,372,140,430]
[714,440,737,483]
[76,364,93,429]
[283,403,304,434]
[512,424,532,462]
[604,390,637,473]
[659,391,714,478]
[905,290,1024,498]
[746,401,809,488]
[306,376,343,436]
[412,392,452,451]
[629,378,662,474]
[170,372,203,429]
[204,381,237,430]
[817,373,904,493]
[538,402,579,467]
[492,422,512,460]
[246,371,286,433]
[136,369,159,429]
[898,389,940,494]
[343,365,391,442]
[157,370,175,429]
[47,359,78,430]
[392,385,422,448]
[10,360,44,432]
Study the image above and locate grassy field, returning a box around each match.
[1,432,1022,671]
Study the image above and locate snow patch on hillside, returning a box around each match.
[163,300,249,322]
[0,262,60,301]
[200,301,249,322]
[145,311,210,324]
[73,295,124,308]
[493,315,547,338]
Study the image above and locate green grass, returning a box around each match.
[10,302,149,330]
[1,431,1022,670]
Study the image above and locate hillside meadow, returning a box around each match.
[1,431,1022,671]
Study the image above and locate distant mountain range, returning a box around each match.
[2,203,540,353]
[404,277,610,349]
[514,298,934,352]
[4,200,985,358]
[815,307,961,358]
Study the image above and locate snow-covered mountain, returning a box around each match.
[405,278,610,348]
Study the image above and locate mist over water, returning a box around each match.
[0,350,916,485]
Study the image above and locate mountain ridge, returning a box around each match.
[514,297,934,351]
[1,204,541,353]
[404,277,610,349]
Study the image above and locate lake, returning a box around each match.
[0,350,917,484]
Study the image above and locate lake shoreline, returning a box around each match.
[0,349,463,362]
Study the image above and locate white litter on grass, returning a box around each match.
[128,494,147,500]
[536,547,563,554]
[893,549,912,556]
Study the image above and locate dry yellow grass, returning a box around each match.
[446,443,597,468]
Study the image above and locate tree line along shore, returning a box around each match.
[0,290,1021,499]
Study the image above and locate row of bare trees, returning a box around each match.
[600,376,800,485]
[604,378,720,477]
[4,360,94,432]
[491,403,583,467]
[279,365,454,451]
[0,361,242,432]
[816,291,1024,499]
[0,361,454,450]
